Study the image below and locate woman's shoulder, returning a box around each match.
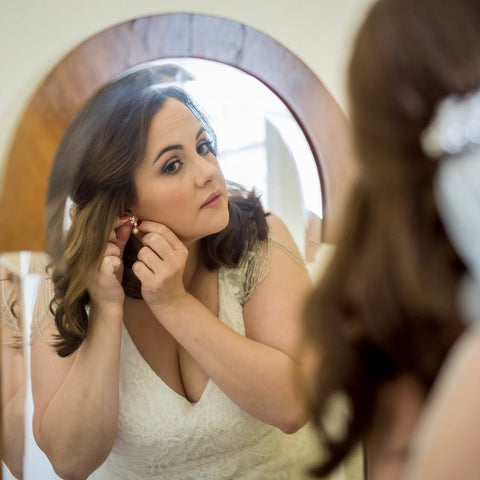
[265,213,291,239]
[265,213,306,269]
[221,225,271,305]
[223,213,305,303]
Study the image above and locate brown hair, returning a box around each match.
[303,0,480,474]
[46,66,267,357]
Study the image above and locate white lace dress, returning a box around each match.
[88,239,321,479]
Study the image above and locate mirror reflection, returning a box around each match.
[1,251,54,480]
[2,58,362,479]
[26,62,327,479]
[1,255,25,479]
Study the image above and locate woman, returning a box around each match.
[31,67,318,479]
[403,14,480,480]
[300,0,475,478]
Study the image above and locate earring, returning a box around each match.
[129,216,139,235]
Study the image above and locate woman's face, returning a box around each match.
[131,98,229,244]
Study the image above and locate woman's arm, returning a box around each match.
[135,214,312,432]
[365,375,425,480]
[31,305,123,480]
[31,218,131,480]
[405,330,480,480]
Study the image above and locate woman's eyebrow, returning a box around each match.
[152,127,206,165]
[196,127,205,140]
[153,144,182,164]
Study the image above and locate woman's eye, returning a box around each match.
[197,140,213,155]
[162,159,182,175]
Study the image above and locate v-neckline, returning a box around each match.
[122,325,214,405]
[121,268,223,405]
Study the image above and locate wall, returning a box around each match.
[0,0,375,188]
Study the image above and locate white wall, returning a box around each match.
[0,0,375,187]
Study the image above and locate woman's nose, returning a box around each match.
[193,156,218,187]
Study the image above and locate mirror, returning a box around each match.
[1,251,50,480]
[0,13,358,479]
[1,254,24,479]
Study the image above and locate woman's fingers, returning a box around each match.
[142,233,173,259]
[87,216,132,308]
[106,216,133,250]
[104,243,121,258]
[136,221,184,250]
[91,255,125,305]
[132,260,156,283]
[100,255,122,276]
[126,220,188,306]
[116,222,133,252]
[137,246,161,270]
[140,234,188,275]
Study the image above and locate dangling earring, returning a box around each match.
[129,216,139,235]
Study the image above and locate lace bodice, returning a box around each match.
[89,239,320,479]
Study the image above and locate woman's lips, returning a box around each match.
[201,190,223,208]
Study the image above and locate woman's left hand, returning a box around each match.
[132,221,189,307]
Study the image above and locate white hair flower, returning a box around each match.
[421,89,480,158]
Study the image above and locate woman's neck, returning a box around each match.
[182,240,203,289]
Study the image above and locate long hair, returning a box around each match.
[46,66,267,357]
[303,0,479,474]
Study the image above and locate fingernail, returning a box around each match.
[120,214,129,219]
[137,220,143,226]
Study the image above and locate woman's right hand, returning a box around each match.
[88,216,133,309]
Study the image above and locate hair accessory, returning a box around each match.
[129,216,139,235]
[434,150,480,286]
[421,89,480,158]
[426,88,480,325]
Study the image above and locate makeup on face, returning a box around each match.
[200,189,223,209]
[131,99,229,242]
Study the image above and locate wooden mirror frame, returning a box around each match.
[0,12,353,253]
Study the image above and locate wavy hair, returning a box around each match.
[303,0,479,474]
[46,66,267,357]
